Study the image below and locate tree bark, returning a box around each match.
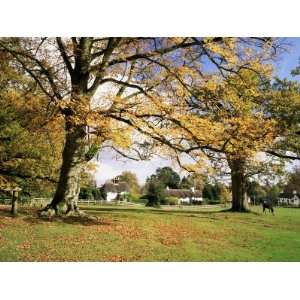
[42,38,94,216]
[43,120,86,215]
[228,158,249,212]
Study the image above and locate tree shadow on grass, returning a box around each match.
[80,206,263,222]
[1,204,262,226]
[80,206,231,221]
[22,214,108,226]
[0,206,109,227]
[82,206,225,215]
[0,206,12,217]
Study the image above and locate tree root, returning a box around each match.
[39,204,58,218]
[39,202,98,221]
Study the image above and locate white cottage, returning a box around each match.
[102,180,130,202]
[165,186,203,204]
[278,191,300,207]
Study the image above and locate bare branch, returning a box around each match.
[266,150,300,160]
[0,40,63,100]
[56,37,74,76]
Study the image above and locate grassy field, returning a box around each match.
[0,203,300,261]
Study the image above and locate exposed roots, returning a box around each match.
[39,202,98,221]
[39,204,58,218]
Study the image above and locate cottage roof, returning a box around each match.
[103,181,130,193]
[165,188,202,198]
[279,192,300,198]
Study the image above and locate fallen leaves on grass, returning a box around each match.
[109,255,126,262]
[93,218,145,240]
[153,221,237,247]
[17,241,32,250]
[155,223,187,246]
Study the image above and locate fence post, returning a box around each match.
[10,191,18,215]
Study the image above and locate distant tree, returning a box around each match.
[219,184,231,205]
[79,186,103,200]
[152,167,180,189]
[247,181,267,203]
[145,178,165,207]
[179,174,204,190]
[80,167,96,188]
[203,183,214,200]
[99,185,107,200]
[179,176,192,189]
[284,167,300,194]
[203,182,222,202]
[265,184,281,204]
[213,183,221,201]
[118,171,140,195]
[79,187,94,200]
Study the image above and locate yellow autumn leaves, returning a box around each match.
[53,38,282,173]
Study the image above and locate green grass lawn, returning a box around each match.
[0,204,300,261]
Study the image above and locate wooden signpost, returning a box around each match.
[0,186,22,215]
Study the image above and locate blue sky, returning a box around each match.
[94,38,300,186]
[274,37,300,79]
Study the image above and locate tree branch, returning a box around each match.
[56,37,74,77]
[266,150,300,160]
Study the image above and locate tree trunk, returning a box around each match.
[228,158,249,212]
[43,120,86,215]
[42,38,95,216]
[10,191,18,215]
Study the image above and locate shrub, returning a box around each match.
[204,198,221,205]
[80,187,105,200]
[79,187,94,200]
[136,195,148,204]
[191,200,202,205]
[165,196,179,206]
[160,197,168,205]
[98,186,107,200]
[92,188,103,200]
[126,193,142,203]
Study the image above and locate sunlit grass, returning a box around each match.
[0,204,299,261]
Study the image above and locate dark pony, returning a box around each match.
[262,199,274,215]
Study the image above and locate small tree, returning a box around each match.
[99,186,107,201]
[118,171,140,196]
[79,187,94,200]
[145,179,165,207]
[219,184,231,206]
[284,167,300,194]
[247,181,266,204]
[203,183,214,200]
